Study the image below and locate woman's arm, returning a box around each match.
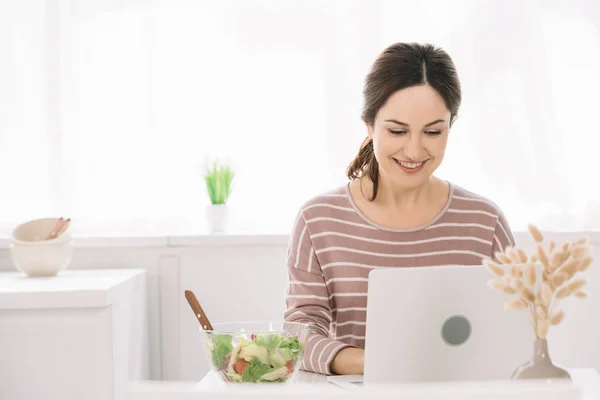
[491,209,516,256]
[284,212,354,375]
[330,348,364,375]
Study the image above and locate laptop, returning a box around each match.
[329,265,533,387]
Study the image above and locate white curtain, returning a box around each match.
[1,0,599,235]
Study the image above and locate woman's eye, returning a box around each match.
[388,129,406,135]
[425,130,442,135]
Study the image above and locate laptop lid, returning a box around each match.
[363,265,532,384]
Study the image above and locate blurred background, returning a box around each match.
[1,0,600,235]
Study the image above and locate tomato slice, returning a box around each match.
[286,360,294,373]
[235,359,249,374]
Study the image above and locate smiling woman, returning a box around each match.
[283,42,516,377]
[348,43,460,202]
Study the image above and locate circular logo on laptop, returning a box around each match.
[441,315,471,346]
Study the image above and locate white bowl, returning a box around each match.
[9,218,73,277]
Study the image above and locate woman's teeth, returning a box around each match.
[398,160,424,169]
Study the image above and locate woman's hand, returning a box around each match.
[330,347,365,375]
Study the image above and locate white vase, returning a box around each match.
[206,204,230,233]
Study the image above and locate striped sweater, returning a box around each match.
[283,181,515,375]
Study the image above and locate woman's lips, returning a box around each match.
[393,158,428,174]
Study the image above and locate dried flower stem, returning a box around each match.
[484,224,593,339]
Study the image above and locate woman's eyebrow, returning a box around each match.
[384,119,445,127]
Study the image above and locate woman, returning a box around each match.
[283,42,515,376]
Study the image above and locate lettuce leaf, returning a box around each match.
[255,333,282,354]
[211,334,233,368]
[279,337,302,356]
[239,343,270,364]
[259,366,289,382]
[241,357,273,382]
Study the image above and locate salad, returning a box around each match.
[206,332,304,383]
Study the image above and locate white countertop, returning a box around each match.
[195,368,600,398]
[0,269,145,309]
[195,370,328,390]
[128,368,600,399]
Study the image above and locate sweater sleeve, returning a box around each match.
[491,208,516,257]
[283,212,353,375]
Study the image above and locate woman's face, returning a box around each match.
[368,84,451,190]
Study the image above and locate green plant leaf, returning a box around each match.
[203,162,234,204]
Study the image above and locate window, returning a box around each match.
[1,0,599,235]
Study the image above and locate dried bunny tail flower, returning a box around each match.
[505,297,528,311]
[487,280,517,295]
[483,259,505,277]
[550,310,565,325]
[537,319,550,339]
[571,244,591,259]
[507,248,521,264]
[511,278,525,292]
[549,240,556,253]
[528,224,544,243]
[540,282,553,305]
[537,246,550,271]
[517,248,528,264]
[541,270,550,283]
[573,237,589,246]
[550,272,568,289]
[568,278,586,292]
[574,290,589,299]
[510,265,524,278]
[550,249,568,271]
[562,259,580,279]
[562,242,571,252]
[525,263,537,286]
[520,287,536,303]
[495,252,512,265]
[556,279,587,299]
[504,246,517,262]
[535,288,543,304]
[578,257,593,272]
[535,305,547,319]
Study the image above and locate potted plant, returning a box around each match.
[203,161,235,232]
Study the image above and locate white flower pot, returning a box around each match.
[206,204,230,233]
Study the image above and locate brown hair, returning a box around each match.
[346,42,462,200]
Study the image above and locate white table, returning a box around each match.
[195,370,329,389]
[188,368,600,399]
[129,368,600,399]
[0,269,148,400]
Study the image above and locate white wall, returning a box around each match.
[0,231,598,382]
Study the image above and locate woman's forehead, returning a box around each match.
[378,87,450,126]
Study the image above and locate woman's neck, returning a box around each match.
[360,175,441,211]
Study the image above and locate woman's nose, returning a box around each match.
[403,134,425,160]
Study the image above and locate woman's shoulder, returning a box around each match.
[449,182,507,218]
[295,183,354,219]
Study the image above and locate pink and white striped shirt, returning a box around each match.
[283,182,514,375]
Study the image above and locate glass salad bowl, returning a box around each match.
[199,321,310,384]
